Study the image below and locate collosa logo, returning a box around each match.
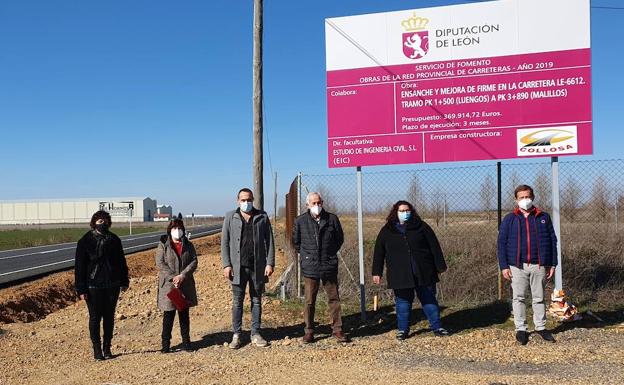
[402,13,429,60]
[516,126,578,156]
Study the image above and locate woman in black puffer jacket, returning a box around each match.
[372,200,448,340]
[75,210,129,360]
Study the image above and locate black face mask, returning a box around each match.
[95,223,109,233]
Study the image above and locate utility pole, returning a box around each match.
[253,0,264,210]
[497,162,503,301]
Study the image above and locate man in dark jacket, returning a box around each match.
[292,192,347,343]
[497,184,557,345]
[221,188,275,349]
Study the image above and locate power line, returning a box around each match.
[461,0,624,8]
[262,99,274,176]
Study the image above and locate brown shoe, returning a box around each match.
[303,332,314,344]
[332,331,349,343]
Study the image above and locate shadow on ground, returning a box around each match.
[192,302,624,348]
[551,308,624,334]
[321,300,511,338]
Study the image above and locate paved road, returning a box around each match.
[0,225,221,285]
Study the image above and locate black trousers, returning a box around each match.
[86,287,120,345]
[162,309,190,343]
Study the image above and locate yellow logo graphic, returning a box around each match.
[401,13,429,32]
[519,129,575,147]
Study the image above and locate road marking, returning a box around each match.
[0,259,74,277]
[0,227,218,260]
[0,227,221,280]
[0,247,75,261]
[125,242,159,250]
[0,230,163,254]
[0,242,77,253]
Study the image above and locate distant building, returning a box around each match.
[0,197,157,225]
[154,205,173,222]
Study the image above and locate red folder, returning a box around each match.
[167,287,191,311]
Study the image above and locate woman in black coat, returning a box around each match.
[372,200,448,340]
[75,210,129,360]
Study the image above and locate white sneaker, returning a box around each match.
[251,333,268,347]
[229,333,241,349]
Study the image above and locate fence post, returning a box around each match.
[615,190,619,233]
[551,157,563,291]
[497,161,503,301]
[356,166,366,321]
[297,172,302,298]
[273,172,278,225]
[443,195,447,228]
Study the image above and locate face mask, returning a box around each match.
[95,223,109,233]
[518,198,533,211]
[398,211,411,223]
[240,201,253,213]
[171,228,183,240]
[310,205,322,216]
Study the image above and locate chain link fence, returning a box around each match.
[281,158,624,308]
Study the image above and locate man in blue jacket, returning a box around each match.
[497,184,557,345]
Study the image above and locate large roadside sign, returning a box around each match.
[325,0,591,168]
[99,201,134,217]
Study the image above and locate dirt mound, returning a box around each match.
[0,274,75,323]
[0,235,220,324]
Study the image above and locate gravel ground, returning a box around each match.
[1,234,623,385]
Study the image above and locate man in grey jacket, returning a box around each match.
[221,188,275,348]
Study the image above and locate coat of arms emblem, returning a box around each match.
[402,13,429,60]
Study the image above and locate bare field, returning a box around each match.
[324,214,624,309]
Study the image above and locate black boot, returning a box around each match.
[103,340,113,359]
[93,343,104,361]
[180,310,192,351]
[515,330,529,345]
[161,339,171,354]
[536,329,556,343]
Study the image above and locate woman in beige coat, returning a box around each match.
[155,218,198,353]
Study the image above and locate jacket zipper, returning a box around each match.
[516,218,521,267]
[524,216,531,264]
[315,220,320,258]
[534,215,542,266]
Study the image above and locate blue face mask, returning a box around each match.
[240,201,253,213]
[398,211,411,223]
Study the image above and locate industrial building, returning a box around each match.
[154,204,173,221]
[0,197,158,225]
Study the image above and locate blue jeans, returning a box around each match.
[393,285,441,333]
[231,267,262,335]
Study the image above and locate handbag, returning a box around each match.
[166,287,191,311]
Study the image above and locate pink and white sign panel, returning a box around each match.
[325,0,591,168]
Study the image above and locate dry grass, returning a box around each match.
[278,214,624,310]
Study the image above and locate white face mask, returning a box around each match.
[517,198,533,211]
[171,228,183,240]
[310,205,322,216]
[240,201,253,213]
